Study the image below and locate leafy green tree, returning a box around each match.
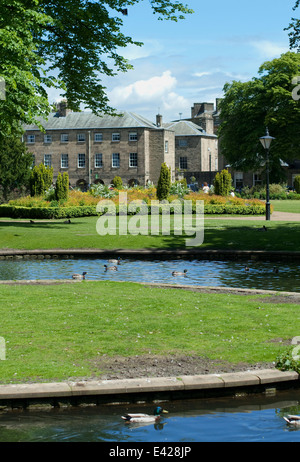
[286,1,300,50]
[219,52,300,183]
[0,136,33,199]
[0,0,193,137]
[157,162,171,201]
[30,163,53,196]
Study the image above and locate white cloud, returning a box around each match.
[108,70,177,104]
[250,40,289,59]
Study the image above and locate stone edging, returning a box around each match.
[0,369,298,409]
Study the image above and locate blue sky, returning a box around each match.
[49,0,297,123]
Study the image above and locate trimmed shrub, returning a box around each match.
[214,169,232,196]
[294,175,300,194]
[112,176,123,189]
[157,162,171,201]
[30,164,53,196]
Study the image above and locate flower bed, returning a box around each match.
[0,189,267,218]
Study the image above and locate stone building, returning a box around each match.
[24,106,175,190]
[24,101,219,190]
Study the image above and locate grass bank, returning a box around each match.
[1,215,300,251]
[0,281,297,384]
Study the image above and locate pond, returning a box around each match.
[1,389,300,442]
[0,257,299,292]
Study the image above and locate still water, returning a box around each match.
[1,391,300,442]
[0,257,299,292]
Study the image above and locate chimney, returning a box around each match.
[156,114,163,127]
[56,100,71,117]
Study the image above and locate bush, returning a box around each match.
[157,162,171,201]
[112,176,123,189]
[294,175,300,194]
[214,169,232,196]
[55,172,69,201]
[275,348,300,374]
[30,164,53,196]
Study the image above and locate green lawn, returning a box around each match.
[270,200,300,213]
[1,215,300,251]
[0,281,297,383]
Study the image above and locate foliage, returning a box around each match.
[112,176,123,190]
[276,348,300,374]
[55,172,69,201]
[213,169,232,196]
[0,1,193,136]
[285,1,300,51]
[219,52,300,182]
[0,135,33,198]
[294,175,300,194]
[30,163,53,196]
[89,183,118,199]
[157,162,171,201]
[169,181,190,197]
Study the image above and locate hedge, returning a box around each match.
[0,202,265,218]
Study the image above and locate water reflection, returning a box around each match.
[0,257,299,292]
[1,390,300,442]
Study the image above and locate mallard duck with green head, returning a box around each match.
[121,406,168,423]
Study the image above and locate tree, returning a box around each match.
[0,136,33,198]
[218,52,300,183]
[285,1,300,50]
[157,162,171,201]
[0,0,193,137]
[214,169,232,196]
[30,163,53,196]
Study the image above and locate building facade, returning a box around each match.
[24,107,175,189]
[24,102,219,189]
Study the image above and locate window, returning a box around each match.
[179,157,187,170]
[94,133,103,142]
[253,173,262,186]
[27,135,35,144]
[112,153,120,168]
[129,132,138,142]
[44,134,52,143]
[165,141,169,152]
[178,139,188,147]
[95,153,103,168]
[112,133,120,142]
[234,172,243,189]
[78,153,85,168]
[129,153,138,168]
[61,133,69,142]
[77,133,86,142]
[44,154,52,167]
[61,154,69,168]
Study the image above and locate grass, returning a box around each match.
[0,281,297,384]
[1,214,300,251]
[271,200,300,213]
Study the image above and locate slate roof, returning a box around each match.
[24,111,158,131]
[163,120,217,138]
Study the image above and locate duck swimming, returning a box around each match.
[121,406,168,423]
[172,269,188,276]
[104,264,118,271]
[108,257,122,265]
[283,415,300,426]
[72,272,87,280]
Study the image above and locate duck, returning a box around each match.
[72,271,87,280]
[104,264,118,271]
[244,266,250,272]
[108,257,122,265]
[283,415,300,427]
[172,269,188,276]
[121,406,168,424]
[273,266,279,274]
[257,225,267,232]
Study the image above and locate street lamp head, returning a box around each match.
[259,128,275,150]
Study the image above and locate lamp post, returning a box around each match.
[259,128,275,221]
